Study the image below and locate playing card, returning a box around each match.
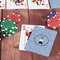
[50,0,60,8]
[0,0,5,9]
[28,0,50,9]
[25,26,57,57]
[7,0,27,9]
[19,24,45,51]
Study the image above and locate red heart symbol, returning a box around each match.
[25,4,27,5]
[42,3,45,5]
[21,3,24,5]
[0,1,1,3]
[0,6,1,8]
[47,13,60,29]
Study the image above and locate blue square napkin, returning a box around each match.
[50,0,60,8]
[25,26,57,57]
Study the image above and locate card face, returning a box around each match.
[50,0,60,8]
[0,0,5,9]
[25,26,57,57]
[19,24,45,51]
[7,0,27,9]
[28,0,50,9]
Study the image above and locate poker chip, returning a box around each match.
[0,20,2,29]
[0,20,2,24]
[3,13,21,24]
[47,12,60,29]
[47,12,57,19]
[1,19,18,36]
[0,20,2,25]
[0,30,6,40]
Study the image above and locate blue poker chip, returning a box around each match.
[47,12,56,19]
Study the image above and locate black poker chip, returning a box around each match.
[0,30,6,40]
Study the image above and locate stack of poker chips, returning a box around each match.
[0,20,6,40]
[0,13,21,40]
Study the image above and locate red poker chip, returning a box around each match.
[3,13,21,24]
[47,13,60,29]
[3,16,7,21]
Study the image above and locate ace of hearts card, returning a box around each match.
[19,24,45,51]
[7,0,27,9]
[28,0,50,9]
[0,0,5,9]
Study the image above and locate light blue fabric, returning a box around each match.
[50,0,60,8]
[25,26,57,57]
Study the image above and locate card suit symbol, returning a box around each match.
[3,4,5,8]
[23,26,25,30]
[3,4,4,5]
[25,4,27,6]
[42,3,45,5]
[0,1,1,3]
[21,3,23,5]
[0,6,1,8]
[46,4,48,8]
[25,4,27,7]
